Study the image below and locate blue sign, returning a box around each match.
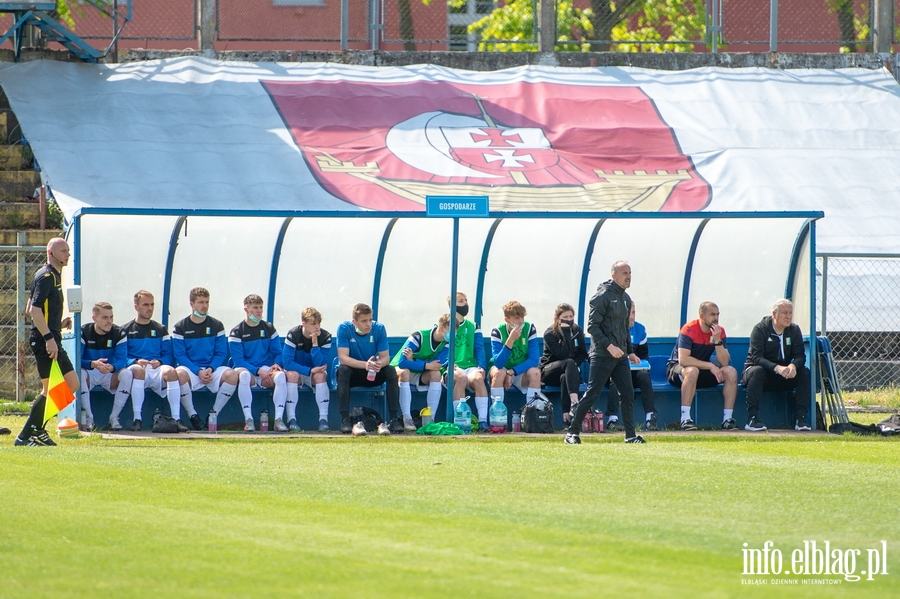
[425,195,489,218]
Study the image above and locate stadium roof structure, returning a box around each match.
[3,57,893,340]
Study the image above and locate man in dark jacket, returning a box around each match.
[565,261,645,444]
[743,299,811,431]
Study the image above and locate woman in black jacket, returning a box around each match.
[540,303,589,424]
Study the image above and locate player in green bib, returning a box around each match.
[447,292,489,427]
[391,314,451,430]
[490,300,543,425]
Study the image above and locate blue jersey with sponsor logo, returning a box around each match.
[336,320,389,362]
[81,322,128,372]
[228,320,282,371]
[121,319,173,367]
[283,326,332,376]
[171,315,228,374]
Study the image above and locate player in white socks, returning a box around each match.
[282,307,331,431]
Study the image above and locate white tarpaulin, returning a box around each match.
[0,58,898,253]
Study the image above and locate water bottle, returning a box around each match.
[207,410,217,433]
[454,399,472,434]
[420,406,433,427]
[489,395,508,433]
[80,407,88,431]
[511,412,521,432]
[594,410,604,432]
[260,410,269,432]
[367,357,377,382]
[582,411,593,433]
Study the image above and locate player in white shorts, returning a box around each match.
[390,314,451,431]
[282,307,331,431]
[79,302,131,431]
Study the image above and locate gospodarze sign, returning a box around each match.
[425,195,489,218]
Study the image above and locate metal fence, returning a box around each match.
[816,255,900,391]
[0,242,45,402]
[2,0,895,53]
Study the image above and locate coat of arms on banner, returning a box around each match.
[263,80,710,211]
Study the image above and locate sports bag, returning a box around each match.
[522,395,554,433]
[152,412,181,433]
[348,406,384,432]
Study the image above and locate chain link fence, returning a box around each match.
[816,255,900,391]
[0,245,45,402]
[217,0,370,44]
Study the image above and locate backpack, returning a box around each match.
[152,412,181,434]
[876,413,900,436]
[522,395,554,433]
[348,406,384,432]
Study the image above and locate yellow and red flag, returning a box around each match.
[43,359,75,423]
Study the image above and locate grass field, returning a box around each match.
[1,413,898,598]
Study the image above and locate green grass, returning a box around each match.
[843,386,900,410]
[1,413,898,598]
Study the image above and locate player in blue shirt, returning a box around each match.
[282,307,331,432]
[336,303,403,435]
[79,302,130,431]
[172,287,240,431]
[121,290,185,432]
[229,294,292,432]
[391,313,451,431]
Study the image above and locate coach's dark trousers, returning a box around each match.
[569,354,635,437]
[743,364,811,420]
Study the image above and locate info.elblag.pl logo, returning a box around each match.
[742,541,889,584]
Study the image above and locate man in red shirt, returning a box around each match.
[666,302,738,430]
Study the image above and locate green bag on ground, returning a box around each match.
[417,422,463,435]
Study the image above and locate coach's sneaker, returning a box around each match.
[176,419,190,433]
[244,418,256,432]
[341,417,353,434]
[351,421,367,436]
[795,416,812,431]
[606,419,620,432]
[721,418,737,430]
[190,414,204,431]
[680,419,698,431]
[377,422,391,436]
[641,413,659,432]
[624,435,647,444]
[403,416,417,432]
[317,419,329,432]
[274,418,288,432]
[0,427,10,435]
[388,417,405,434]
[745,416,767,432]
[32,429,57,446]
[564,432,581,444]
[131,419,142,432]
[109,416,122,431]
[289,418,301,432]
[14,435,41,446]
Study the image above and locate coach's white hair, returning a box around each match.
[771,298,793,313]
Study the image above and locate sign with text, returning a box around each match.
[425,195,489,218]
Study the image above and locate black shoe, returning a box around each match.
[14,436,41,446]
[564,432,581,444]
[680,419,697,431]
[641,413,659,432]
[0,427,11,435]
[131,419,142,432]
[388,417,405,434]
[341,417,353,434]
[625,435,646,444]
[721,418,737,430]
[795,416,811,431]
[190,414,204,431]
[744,416,767,432]
[32,429,57,446]
[176,419,190,433]
[606,419,620,432]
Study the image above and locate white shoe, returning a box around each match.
[109,416,122,431]
[82,416,94,431]
[377,422,391,436]
[244,418,255,432]
[274,418,288,432]
[352,421,367,436]
[403,416,417,432]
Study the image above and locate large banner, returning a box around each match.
[1,58,899,253]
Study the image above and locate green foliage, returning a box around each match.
[468,0,594,51]
[611,0,706,52]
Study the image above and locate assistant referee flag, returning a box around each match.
[43,359,75,423]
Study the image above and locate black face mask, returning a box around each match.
[560,319,575,326]
[456,305,469,317]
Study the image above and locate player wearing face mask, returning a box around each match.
[445,292,489,427]
[539,303,588,426]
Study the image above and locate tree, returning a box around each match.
[826,0,870,53]
[468,0,706,52]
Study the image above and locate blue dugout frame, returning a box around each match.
[69,208,824,418]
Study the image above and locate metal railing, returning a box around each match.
[816,254,900,391]
[0,239,46,402]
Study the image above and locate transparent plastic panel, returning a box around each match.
[74,214,178,328]
[791,231,812,338]
[377,218,494,337]
[481,219,601,338]
[167,216,284,331]
[688,219,805,338]
[272,218,391,335]
[586,219,702,338]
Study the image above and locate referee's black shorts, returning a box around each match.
[29,329,75,379]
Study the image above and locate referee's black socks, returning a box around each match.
[18,394,46,440]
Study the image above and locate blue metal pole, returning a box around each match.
[72,214,82,406]
[808,220,817,424]
[446,217,459,424]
